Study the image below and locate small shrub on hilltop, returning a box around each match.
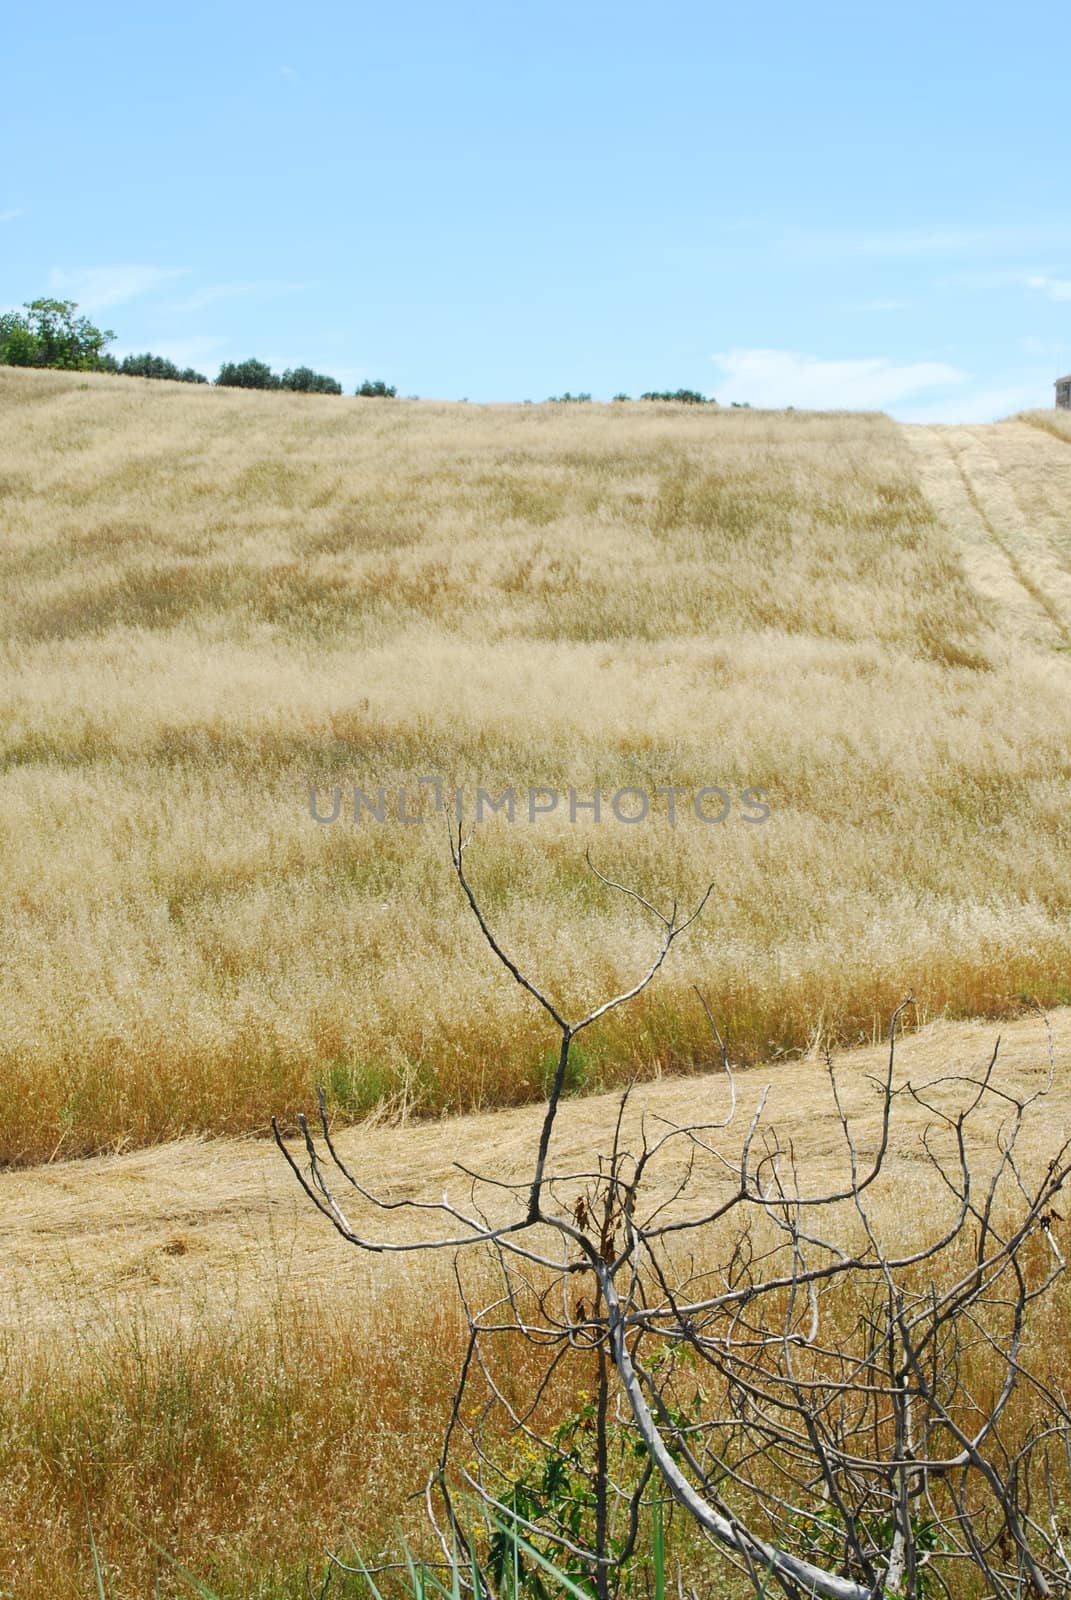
[216,357,281,390]
[280,366,343,395]
[355,378,398,397]
[639,388,712,404]
[548,391,592,402]
[116,352,208,383]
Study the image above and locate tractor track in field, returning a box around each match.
[1,1008,1068,1344]
[904,420,1071,650]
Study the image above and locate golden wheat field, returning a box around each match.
[3,369,1071,1166]
[4,368,1071,1596]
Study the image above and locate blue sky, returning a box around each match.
[2,0,1069,419]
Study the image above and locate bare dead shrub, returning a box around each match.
[278,830,1070,1600]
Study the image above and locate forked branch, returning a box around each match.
[276,839,1070,1600]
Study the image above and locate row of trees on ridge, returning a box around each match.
[0,298,394,397]
[1,298,735,404]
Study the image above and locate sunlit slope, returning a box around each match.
[2,367,1070,1163]
[906,416,1071,648]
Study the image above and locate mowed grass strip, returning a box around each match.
[3,1014,1069,1599]
[2,368,1070,1163]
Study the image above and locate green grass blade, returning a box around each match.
[84,1497,108,1600]
[652,1497,664,1600]
[488,1513,595,1600]
[119,1520,222,1600]
[349,1548,387,1600]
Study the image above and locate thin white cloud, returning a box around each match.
[1019,335,1069,358]
[110,335,227,371]
[897,382,1050,425]
[711,348,965,412]
[168,279,316,313]
[854,227,996,258]
[844,298,912,313]
[790,222,1071,263]
[1026,273,1071,302]
[0,208,23,225]
[936,267,1036,290]
[715,217,764,235]
[280,64,300,81]
[48,265,187,312]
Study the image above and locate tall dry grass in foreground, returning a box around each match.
[1,1264,734,1600]
[5,1060,1069,1600]
[0,1278,466,1598]
[2,370,1071,1162]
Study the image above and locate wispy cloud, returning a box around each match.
[48,265,187,312]
[844,297,912,313]
[110,334,227,371]
[788,222,1071,263]
[0,208,23,225]
[848,226,1017,259]
[1019,335,1068,358]
[1026,273,1071,302]
[167,279,316,313]
[935,267,1035,291]
[897,381,1050,425]
[711,348,964,412]
[852,227,992,258]
[280,65,300,82]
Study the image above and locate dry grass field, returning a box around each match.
[4,369,1071,1595]
[2,1008,1069,1597]
[3,370,1071,1166]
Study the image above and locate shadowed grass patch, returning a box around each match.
[18,562,363,643]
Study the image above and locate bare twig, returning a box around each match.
[279,838,1070,1600]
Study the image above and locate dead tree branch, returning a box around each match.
[276,839,1071,1600]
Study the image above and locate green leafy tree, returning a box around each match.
[355,378,397,397]
[0,298,114,370]
[215,357,280,390]
[0,314,41,366]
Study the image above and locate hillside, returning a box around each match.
[2,367,1071,1165]
[4,367,1071,1595]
